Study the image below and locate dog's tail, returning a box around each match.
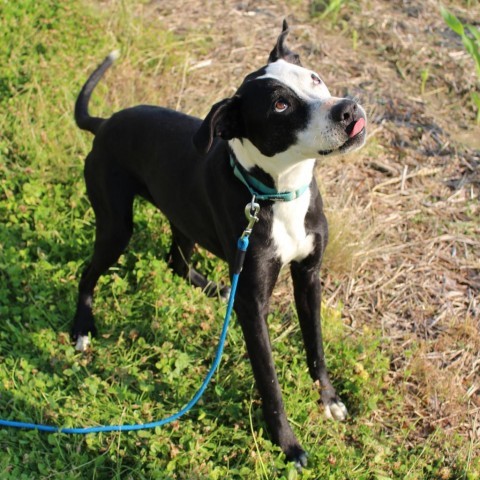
[74,50,120,134]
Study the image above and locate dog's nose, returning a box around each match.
[331,99,358,124]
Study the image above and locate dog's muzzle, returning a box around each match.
[318,99,366,156]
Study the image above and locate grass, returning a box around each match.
[440,6,480,123]
[0,0,479,478]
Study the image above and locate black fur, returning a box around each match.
[71,22,360,467]
[235,79,310,157]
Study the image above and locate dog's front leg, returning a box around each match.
[234,261,308,467]
[290,258,348,421]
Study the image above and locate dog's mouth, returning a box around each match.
[318,117,366,156]
[346,117,365,138]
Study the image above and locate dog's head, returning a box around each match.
[193,20,366,164]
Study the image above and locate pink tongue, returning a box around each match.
[349,117,365,138]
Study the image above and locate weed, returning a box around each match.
[420,68,429,95]
[441,6,480,122]
[310,0,351,22]
[352,28,359,50]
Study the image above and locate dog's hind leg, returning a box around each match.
[167,224,230,299]
[72,162,136,350]
[290,258,348,421]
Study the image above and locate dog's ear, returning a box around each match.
[193,96,243,155]
[268,19,302,66]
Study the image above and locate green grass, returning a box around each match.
[440,6,480,123]
[0,1,477,478]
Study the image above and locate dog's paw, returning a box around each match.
[75,335,91,352]
[285,445,308,470]
[293,451,308,471]
[324,398,348,421]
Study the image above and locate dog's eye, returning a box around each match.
[311,73,322,85]
[274,99,289,113]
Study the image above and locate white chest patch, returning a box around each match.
[271,190,314,266]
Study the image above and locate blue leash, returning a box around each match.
[0,199,260,434]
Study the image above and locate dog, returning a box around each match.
[72,20,367,467]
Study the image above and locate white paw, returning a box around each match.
[75,335,90,352]
[324,399,348,421]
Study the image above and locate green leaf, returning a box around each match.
[466,24,480,44]
[462,34,480,76]
[462,35,476,58]
[287,465,299,480]
[471,92,480,124]
[440,7,464,36]
[174,352,190,372]
[471,91,480,107]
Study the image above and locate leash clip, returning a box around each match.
[235,196,260,274]
[242,196,260,239]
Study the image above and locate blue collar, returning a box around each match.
[229,155,310,202]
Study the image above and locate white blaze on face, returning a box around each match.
[257,59,331,101]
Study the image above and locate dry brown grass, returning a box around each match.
[309,0,480,460]
[89,0,480,464]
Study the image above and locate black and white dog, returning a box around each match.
[72,21,366,466]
